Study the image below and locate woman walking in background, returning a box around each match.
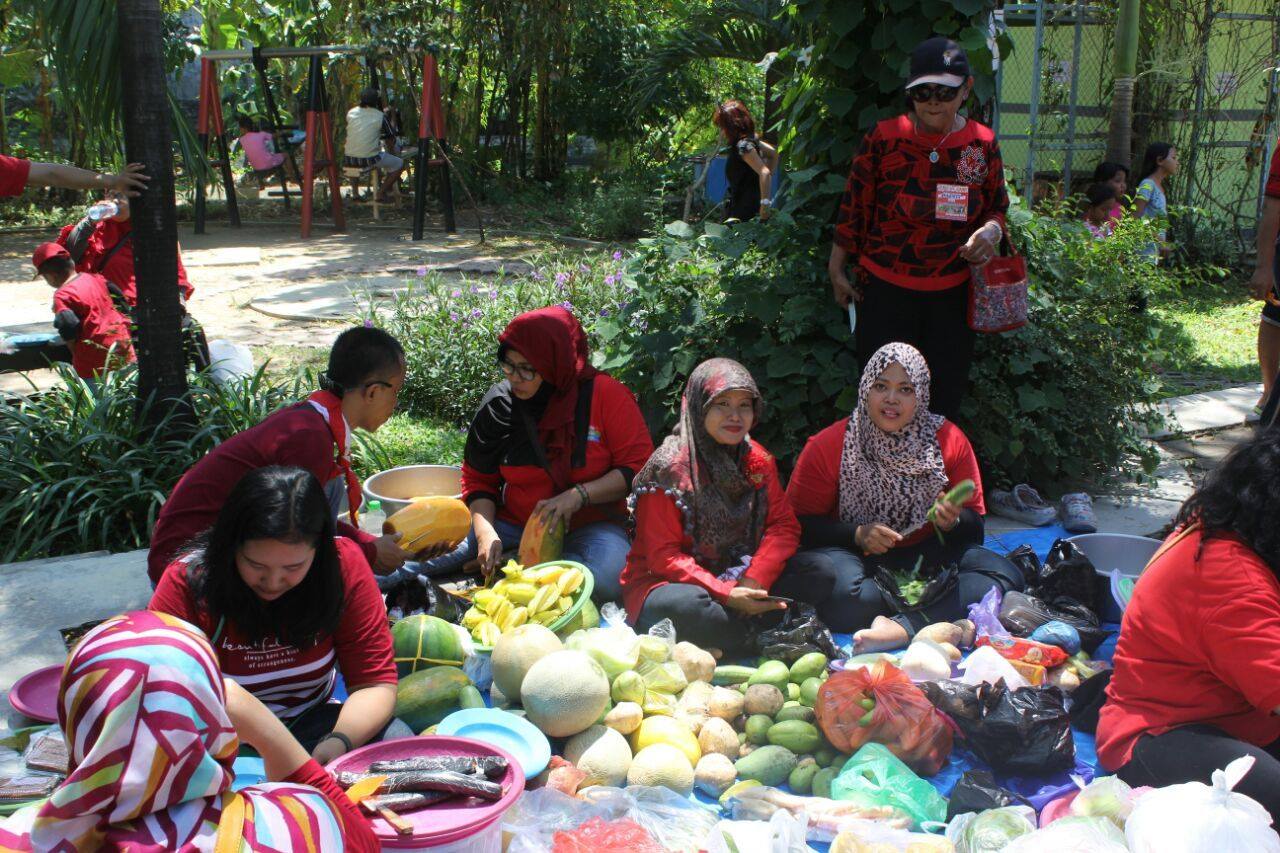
[713,99,779,223]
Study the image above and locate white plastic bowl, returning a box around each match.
[363,464,462,515]
[1067,532,1161,622]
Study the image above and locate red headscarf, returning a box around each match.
[498,307,599,491]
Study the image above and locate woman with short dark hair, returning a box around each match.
[150,466,400,767]
[712,99,779,222]
[827,36,1010,420]
[1098,428,1280,824]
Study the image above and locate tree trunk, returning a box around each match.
[1106,0,1141,166]
[117,0,191,429]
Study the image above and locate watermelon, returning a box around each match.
[391,614,464,676]
[395,666,474,732]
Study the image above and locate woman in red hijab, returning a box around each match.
[393,307,653,605]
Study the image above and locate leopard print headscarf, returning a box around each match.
[836,342,949,534]
[633,358,767,574]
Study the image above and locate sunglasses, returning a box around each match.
[498,359,539,382]
[907,83,964,103]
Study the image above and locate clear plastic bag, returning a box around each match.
[1069,775,1135,827]
[565,624,641,680]
[504,786,719,853]
[829,821,956,852]
[830,743,949,828]
[1125,756,1280,853]
[723,786,914,843]
[944,806,1036,853]
[1002,815,1128,852]
[705,811,810,853]
[967,587,1009,641]
[957,646,1029,689]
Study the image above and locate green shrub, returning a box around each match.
[599,202,1179,488]
[0,365,302,562]
[565,174,660,241]
[361,252,631,425]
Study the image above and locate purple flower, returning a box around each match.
[559,300,575,312]
[531,270,545,281]
[462,318,471,328]
[470,284,480,294]
[471,308,483,319]
[363,319,374,328]
[449,311,459,322]
[604,273,618,286]
[579,264,590,273]
[451,289,462,298]
[488,290,499,300]
[554,272,570,287]
[598,308,610,317]
[612,250,623,260]
[416,266,428,276]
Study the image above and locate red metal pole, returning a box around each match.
[301,109,317,239]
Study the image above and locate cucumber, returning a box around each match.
[712,665,757,685]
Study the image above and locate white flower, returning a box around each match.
[756,51,779,72]
[798,45,814,67]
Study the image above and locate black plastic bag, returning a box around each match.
[945,770,1032,821]
[751,600,846,664]
[1006,545,1042,586]
[922,680,1074,775]
[999,590,1109,653]
[384,576,464,624]
[870,561,959,615]
[1035,539,1103,612]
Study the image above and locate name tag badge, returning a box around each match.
[936,183,969,222]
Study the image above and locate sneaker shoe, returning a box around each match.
[989,484,1059,527]
[1060,492,1098,533]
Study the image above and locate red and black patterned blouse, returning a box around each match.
[834,115,1009,292]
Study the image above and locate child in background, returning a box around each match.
[237,116,285,173]
[1092,161,1128,223]
[1083,183,1117,240]
[1134,142,1178,263]
[30,242,134,379]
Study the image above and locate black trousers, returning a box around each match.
[856,273,975,421]
[633,559,838,655]
[784,539,1024,635]
[1117,724,1280,825]
[286,701,398,752]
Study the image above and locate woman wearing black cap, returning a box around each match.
[827,36,1010,420]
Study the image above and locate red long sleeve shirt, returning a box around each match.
[620,443,800,618]
[57,218,194,302]
[51,272,135,378]
[150,536,397,719]
[834,115,1009,291]
[786,417,984,548]
[1098,528,1280,770]
[284,759,380,853]
[148,402,377,583]
[461,375,653,529]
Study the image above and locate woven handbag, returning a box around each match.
[967,233,1029,334]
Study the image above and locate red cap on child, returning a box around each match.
[31,242,71,272]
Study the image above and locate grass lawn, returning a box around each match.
[1153,277,1262,398]
[354,412,466,478]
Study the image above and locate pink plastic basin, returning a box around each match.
[327,735,524,849]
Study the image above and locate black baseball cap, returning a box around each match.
[907,37,970,89]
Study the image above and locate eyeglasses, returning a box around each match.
[498,359,539,382]
[907,83,964,103]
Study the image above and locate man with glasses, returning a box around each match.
[827,36,1010,420]
[146,326,420,585]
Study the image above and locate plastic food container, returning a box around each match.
[1067,533,1161,622]
[364,465,463,515]
[327,735,524,851]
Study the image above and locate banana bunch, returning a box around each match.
[461,560,586,645]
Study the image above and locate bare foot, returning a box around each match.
[852,616,910,654]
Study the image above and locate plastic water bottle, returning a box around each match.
[360,500,386,536]
[86,201,119,221]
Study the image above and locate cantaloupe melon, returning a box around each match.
[385,496,472,553]
[564,725,632,787]
[490,624,563,704]
[518,514,565,566]
[627,743,694,795]
[391,614,464,676]
[521,650,610,738]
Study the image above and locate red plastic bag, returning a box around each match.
[551,817,665,853]
[976,634,1068,668]
[815,660,954,776]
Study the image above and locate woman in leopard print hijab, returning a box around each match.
[783,342,1025,651]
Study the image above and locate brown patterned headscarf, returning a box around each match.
[837,342,949,533]
[633,358,768,574]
